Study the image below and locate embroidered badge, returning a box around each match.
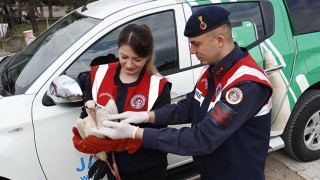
[225,87,243,105]
[130,94,146,109]
[98,92,114,99]
[215,66,224,76]
[198,16,207,30]
[209,101,236,128]
[216,83,222,96]
[201,78,208,89]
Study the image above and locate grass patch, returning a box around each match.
[0,19,59,54]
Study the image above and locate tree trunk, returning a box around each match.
[18,3,23,22]
[48,0,53,18]
[28,0,38,32]
[39,0,44,20]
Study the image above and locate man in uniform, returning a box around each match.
[93,6,273,179]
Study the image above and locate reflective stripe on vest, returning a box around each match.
[91,63,166,111]
[195,55,272,117]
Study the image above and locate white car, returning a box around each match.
[0,0,281,179]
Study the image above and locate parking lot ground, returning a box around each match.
[265,151,304,180]
[266,150,320,180]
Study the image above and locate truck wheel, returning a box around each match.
[282,89,320,161]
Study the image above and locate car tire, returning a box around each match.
[282,89,320,162]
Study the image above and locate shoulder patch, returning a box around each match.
[225,87,243,105]
[208,101,236,128]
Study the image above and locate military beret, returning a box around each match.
[184,6,230,37]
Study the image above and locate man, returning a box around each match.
[93,6,273,179]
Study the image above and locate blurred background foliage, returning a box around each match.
[0,0,91,54]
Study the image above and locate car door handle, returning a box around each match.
[8,127,23,133]
[264,65,284,73]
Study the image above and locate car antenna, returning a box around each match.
[81,0,91,12]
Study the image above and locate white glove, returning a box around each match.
[91,121,139,139]
[105,111,149,124]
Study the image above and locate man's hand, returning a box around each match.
[104,111,149,124]
[92,121,139,139]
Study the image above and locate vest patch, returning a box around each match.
[99,92,114,99]
[195,89,202,101]
[216,83,222,97]
[200,77,208,89]
[130,94,146,109]
[225,87,243,105]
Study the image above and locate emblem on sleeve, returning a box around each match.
[130,94,146,109]
[209,101,236,128]
[225,87,243,105]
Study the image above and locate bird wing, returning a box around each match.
[96,99,119,127]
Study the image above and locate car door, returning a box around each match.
[32,3,194,179]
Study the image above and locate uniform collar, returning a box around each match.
[114,63,146,87]
[209,43,248,79]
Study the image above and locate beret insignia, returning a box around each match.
[198,16,207,30]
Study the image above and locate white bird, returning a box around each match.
[76,99,118,138]
[75,99,121,180]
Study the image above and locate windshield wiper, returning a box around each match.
[81,0,91,12]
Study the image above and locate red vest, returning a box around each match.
[195,54,273,116]
[90,62,168,111]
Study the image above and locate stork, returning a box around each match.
[75,99,120,180]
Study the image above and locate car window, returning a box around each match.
[66,10,178,89]
[285,0,320,34]
[1,12,100,95]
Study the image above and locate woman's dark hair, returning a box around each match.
[118,24,158,74]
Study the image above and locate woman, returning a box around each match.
[75,24,171,180]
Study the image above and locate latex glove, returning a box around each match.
[92,121,139,139]
[105,111,149,124]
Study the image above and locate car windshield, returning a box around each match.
[0,11,100,96]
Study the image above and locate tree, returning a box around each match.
[27,0,38,32]
[47,0,52,18]
[36,0,44,20]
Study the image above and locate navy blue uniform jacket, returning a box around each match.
[143,45,272,179]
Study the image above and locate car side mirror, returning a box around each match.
[44,75,83,105]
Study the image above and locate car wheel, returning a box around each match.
[282,89,320,161]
